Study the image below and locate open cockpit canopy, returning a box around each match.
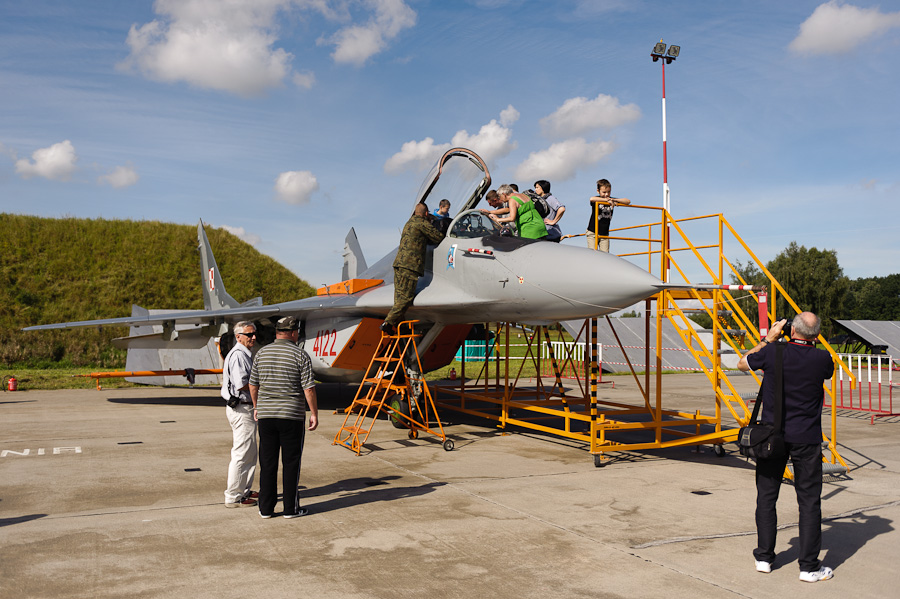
[415,148,491,217]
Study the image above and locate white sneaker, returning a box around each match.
[755,560,772,573]
[799,567,833,582]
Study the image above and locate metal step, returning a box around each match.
[786,462,848,476]
[696,328,746,335]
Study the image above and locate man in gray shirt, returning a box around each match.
[249,316,318,518]
[221,320,258,508]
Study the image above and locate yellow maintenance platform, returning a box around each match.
[431,205,852,474]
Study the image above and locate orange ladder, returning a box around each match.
[333,320,454,455]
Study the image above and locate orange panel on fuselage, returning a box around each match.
[316,279,384,296]
[331,317,385,371]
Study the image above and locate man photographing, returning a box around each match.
[737,312,835,582]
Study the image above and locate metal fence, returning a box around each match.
[836,353,895,418]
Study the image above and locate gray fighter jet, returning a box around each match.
[24,148,665,383]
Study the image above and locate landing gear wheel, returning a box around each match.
[443,439,455,452]
[713,444,726,458]
[408,428,418,440]
[593,454,607,468]
[389,396,411,429]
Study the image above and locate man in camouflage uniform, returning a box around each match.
[381,203,445,335]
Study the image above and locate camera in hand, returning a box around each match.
[779,317,793,338]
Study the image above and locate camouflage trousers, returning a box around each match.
[384,267,419,327]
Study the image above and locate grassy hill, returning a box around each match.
[1,214,316,368]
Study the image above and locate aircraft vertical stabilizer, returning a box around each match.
[198,220,240,311]
[342,227,368,281]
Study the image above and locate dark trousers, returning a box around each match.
[384,267,419,327]
[257,418,306,516]
[754,442,823,571]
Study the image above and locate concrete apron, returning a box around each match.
[1,375,898,599]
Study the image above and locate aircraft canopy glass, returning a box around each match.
[415,149,491,217]
[448,210,502,239]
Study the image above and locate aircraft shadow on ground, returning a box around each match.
[0,514,48,528]
[0,399,37,405]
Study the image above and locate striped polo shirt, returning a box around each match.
[249,339,315,421]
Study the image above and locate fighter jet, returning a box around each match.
[24,148,665,383]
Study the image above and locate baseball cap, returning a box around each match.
[275,316,300,331]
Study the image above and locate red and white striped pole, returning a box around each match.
[661,52,670,213]
[651,41,679,281]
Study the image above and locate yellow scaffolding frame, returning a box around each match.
[435,205,854,472]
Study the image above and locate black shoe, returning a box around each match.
[380,322,396,336]
[283,508,309,519]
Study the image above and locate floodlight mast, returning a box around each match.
[650,40,680,215]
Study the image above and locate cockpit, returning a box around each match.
[447,210,502,239]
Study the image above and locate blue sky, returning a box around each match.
[2,0,899,294]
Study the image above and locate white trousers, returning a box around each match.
[225,403,258,503]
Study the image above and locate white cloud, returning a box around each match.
[325,0,417,66]
[540,93,640,138]
[121,0,298,97]
[789,1,900,55]
[450,120,517,162]
[292,70,316,89]
[98,165,139,188]
[15,140,78,181]
[384,107,519,174]
[219,224,261,246]
[384,137,449,174]
[121,0,417,94]
[275,170,319,204]
[499,104,520,126]
[514,138,616,182]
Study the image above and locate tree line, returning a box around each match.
[725,242,898,338]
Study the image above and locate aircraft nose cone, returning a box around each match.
[574,251,660,308]
[518,245,662,319]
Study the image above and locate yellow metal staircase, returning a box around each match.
[333,321,454,455]
[635,209,853,475]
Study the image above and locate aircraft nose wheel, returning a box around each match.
[389,396,411,429]
[442,438,454,452]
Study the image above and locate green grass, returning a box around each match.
[1,214,315,368]
[3,367,143,391]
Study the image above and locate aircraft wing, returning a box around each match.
[21,292,387,332]
[22,306,283,331]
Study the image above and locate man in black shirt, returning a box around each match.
[738,312,835,582]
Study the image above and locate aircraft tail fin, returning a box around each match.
[197,220,240,310]
[342,227,368,280]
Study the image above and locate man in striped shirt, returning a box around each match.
[249,316,318,519]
